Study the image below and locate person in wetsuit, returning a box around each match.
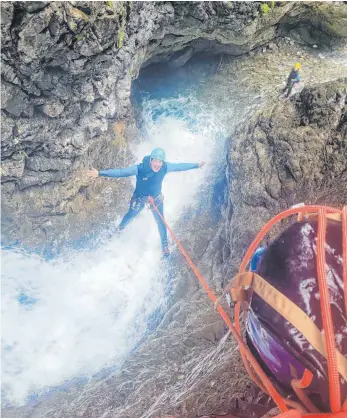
[87,147,205,257]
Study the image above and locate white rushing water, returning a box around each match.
[1,88,226,405]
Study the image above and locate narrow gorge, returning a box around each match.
[1,2,347,417]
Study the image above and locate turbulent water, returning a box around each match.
[3,42,344,413]
[1,59,227,407]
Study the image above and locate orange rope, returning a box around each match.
[343,396,347,412]
[148,197,288,413]
[291,370,320,413]
[238,205,340,274]
[148,199,347,416]
[235,205,342,409]
[301,414,347,418]
[277,411,302,418]
[342,206,347,319]
[317,209,341,412]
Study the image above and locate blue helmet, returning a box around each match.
[150,147,166,162]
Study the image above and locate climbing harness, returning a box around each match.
[129,194,164,211]
[147,194,164,210]
[148,198,347,418]
[130,197,143,211]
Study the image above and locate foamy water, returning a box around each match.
[1,92,225,405]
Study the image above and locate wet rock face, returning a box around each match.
[1,1,347,249]
[282,2,347,45]
[221,80,347,279]
[0,0,267,248]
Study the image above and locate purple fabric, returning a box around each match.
[246,310,305,388]
[245,219,347,408]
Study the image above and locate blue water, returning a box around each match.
[1,54,226,410]
[2,55,221,262]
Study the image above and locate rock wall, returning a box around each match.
[4,78,346,418]
[219,79,347,281]
[281,1,347,45]
[2,1,347,249]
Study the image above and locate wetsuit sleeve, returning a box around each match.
[166,162,199,173]
[99,165,138,178]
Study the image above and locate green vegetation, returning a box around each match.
[116,3,127,49]
[68,21,77,31]
[75,32,88,42]
[117,30,125,48]
[118,2,126,17]
[260,2,276,14]
[261,3,270,14]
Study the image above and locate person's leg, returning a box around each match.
[150,198,169,256]
[282,80,291,96]
[119,197,144,230]
[285,81,294,97]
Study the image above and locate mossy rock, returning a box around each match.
[117,29,125,48]
[261,3,270,14]
[306,2,347,38]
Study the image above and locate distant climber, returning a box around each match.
[87,148,205,257]
[282,62,301,98]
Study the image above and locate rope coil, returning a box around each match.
[148,198,347,417]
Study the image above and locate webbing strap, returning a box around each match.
[149,199,347,415]
[227,272,347,381]
[148,197,289,413]
[291,370,320,413]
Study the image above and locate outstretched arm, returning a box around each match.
[99,165,138,178]
[166,161,205,173]
[87,165,138,178]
